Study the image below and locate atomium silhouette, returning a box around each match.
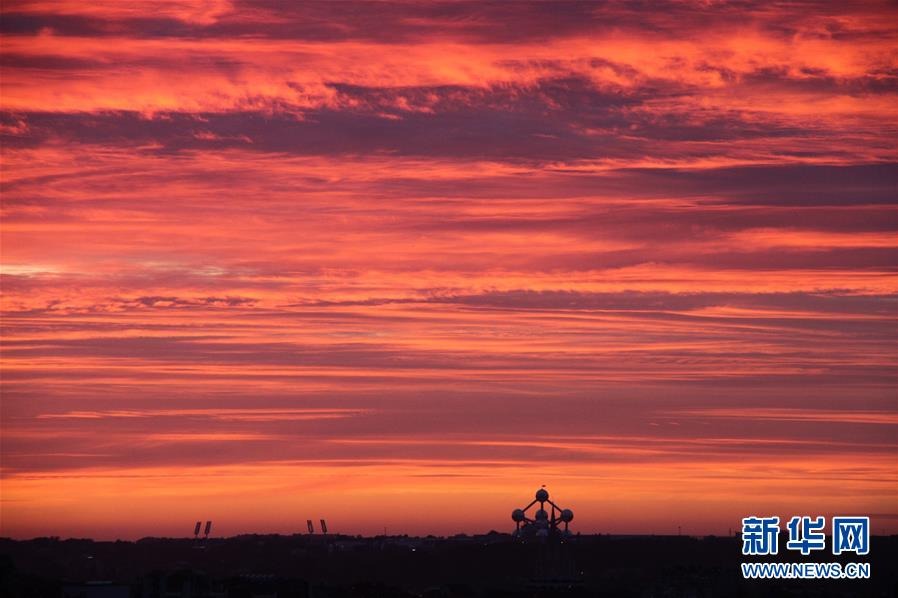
[512,487,574,539]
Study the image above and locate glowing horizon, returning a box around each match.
[1,0,896,540]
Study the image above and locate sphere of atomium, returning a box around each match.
[535,508,548,521]
[535,488,549,502]
[561,508,574,523]
[511,508,525,522]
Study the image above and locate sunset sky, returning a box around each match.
[1,1,897,540]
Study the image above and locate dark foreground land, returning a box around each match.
[1,533,896,598]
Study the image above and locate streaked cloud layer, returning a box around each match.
[1,0,896,539]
